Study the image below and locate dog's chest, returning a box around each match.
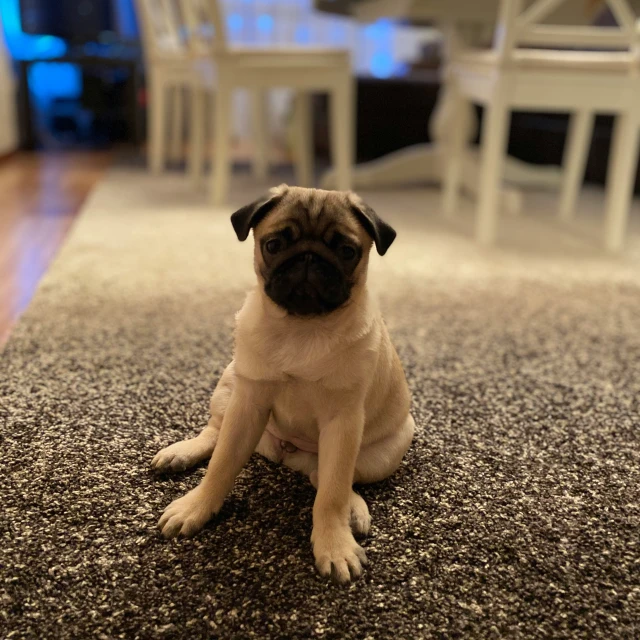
[264,325,372,387]
[266,331,338,381]
[270,377,334,436]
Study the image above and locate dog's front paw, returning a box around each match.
[158,487,217,538]
[311,522,368,583]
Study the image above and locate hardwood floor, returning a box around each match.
[0,151,112,346]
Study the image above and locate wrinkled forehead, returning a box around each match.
[255,188,365,242]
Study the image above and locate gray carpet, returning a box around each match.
[2,170,640,639]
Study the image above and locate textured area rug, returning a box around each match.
[2,170,640,639]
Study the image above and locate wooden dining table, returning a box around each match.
[315,0,621,205]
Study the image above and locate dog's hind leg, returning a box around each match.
[283,449,318,477]
[151,361,236,473]
[353,413,415,484]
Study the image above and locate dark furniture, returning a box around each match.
[17,53,141,149]
[20,0,115,41]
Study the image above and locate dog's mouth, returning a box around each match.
[264,252,351,316]
[286,284,327,316]
[268,281,337,316]
[291,282,321,302]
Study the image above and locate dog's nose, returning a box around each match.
[296,252,318,265]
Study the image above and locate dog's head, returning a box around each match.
[230,185,396,317]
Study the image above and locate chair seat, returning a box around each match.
[218,45,350,69]
[151,56,215,88]
[454,48,635,72]
[152,45,350,88]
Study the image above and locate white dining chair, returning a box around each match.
[135,0,270,183]
[443,0,640,252]
[177,0,271,186]
[176,0,354,205]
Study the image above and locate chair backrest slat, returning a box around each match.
[135,0,185,61]
[494,0,638,55]
[519,0,566,28]
[178,0,228,54]
[494,0,525,60]
[519,24,632,48]
[608,0,637,30]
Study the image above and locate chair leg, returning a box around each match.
[442,86,467,219]
[475,94,511,246]
[603,110,640,253]
[188,86,206,187]
[169,85,184,163]
[293,91,313,187]
[251,89,269,181]
[211,75,232,206]
[558,110,593,222]
[148,75,168,175]
[329,74,354,192]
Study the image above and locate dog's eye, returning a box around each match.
[266,239,282,255]
[340,245,356,260]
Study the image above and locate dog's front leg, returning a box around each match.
[159,375,274,538]
[312,402,368,583]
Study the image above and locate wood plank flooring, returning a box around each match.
[0,151,112,346]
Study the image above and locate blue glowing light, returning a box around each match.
[256,14,274,34]
[227,13,243,34]
[364,18,392,41]
[0,0,79,108]
[370,51,394,78]
[29,62,82,101]
[115,0,139,39]
[363,18,396,78]
[0,0,67,60]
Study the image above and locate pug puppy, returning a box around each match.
[152,185,414,583]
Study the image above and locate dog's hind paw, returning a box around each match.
[151,436,215,473]
[350,492,371,537]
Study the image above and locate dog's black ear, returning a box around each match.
[230,185,288,241]
[349,196,396,256]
